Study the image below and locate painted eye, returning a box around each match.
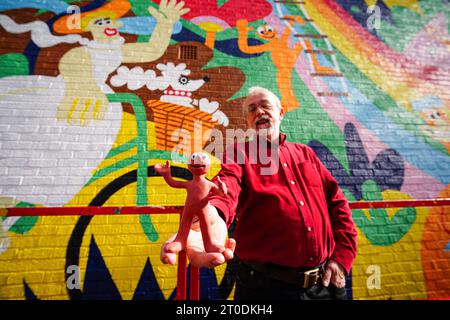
[266,26,273,32]
[96,21,103,26]
[257,26,266,35]
[191,154,196,161]
[179,76,190,85]
[105,20,111,25]
[201,154,207,160]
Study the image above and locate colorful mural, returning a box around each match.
[0,0,449,300]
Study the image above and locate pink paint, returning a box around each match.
[264,12,445,199]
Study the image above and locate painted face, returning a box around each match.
[187,153,211,175]
[244,91,284,140]
[420,108,449,126]
[256,25,276,39]
[85,17,122,42]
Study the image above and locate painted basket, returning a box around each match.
[146,99,216,156]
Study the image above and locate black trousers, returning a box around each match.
[234,260,348,300]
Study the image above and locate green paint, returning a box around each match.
[283,72,349,171]
[106,93,157,242]
[130,0,154,17]
[0,54,29,78]
[345,181,416,246]
[376,2,450,52]
[105,138,138,159]
[281,4,335,64]
[204,27,348,168]
[86,150,187,186]
[217,0,229,8]
[8,202,38,234]
[351,5,362,14]
[203,49,275,100]
[334,49,449,156]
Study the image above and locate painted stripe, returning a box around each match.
[6,199,449,216]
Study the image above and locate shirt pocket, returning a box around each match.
[298,161,322,187]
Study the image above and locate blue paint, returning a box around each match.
[83,235,122,300]
[119,17,182,35]
[309,122,405,200]
[23,279,39,300]
[411,96,443,112]
[331,80,449,185]
[0,0,69,14]
[445,241,450,253]
[132,258,164,300]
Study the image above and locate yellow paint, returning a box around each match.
[351,190,429,300]
[0,216,79,300]
[383,0,423,14]
[303,2,423,107]
[198,22,224,32]
[365,0,379,7]
[364,0,423,14]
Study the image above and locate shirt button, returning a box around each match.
[307,227,312,232]
[283,163,288,167]
[299,201,304,206]
[290,180,295,185]
[309,257,314,261]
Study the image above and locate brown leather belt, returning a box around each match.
[241,260,325,288]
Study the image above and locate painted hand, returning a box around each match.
[149,0,190,24]
[57,89,108,126]
[322,259,346,288]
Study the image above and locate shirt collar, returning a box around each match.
[279,132,287,145]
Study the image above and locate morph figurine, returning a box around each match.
[155,153,227,254]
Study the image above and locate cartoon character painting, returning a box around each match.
[155,153,228,263]
[0,0,190,207]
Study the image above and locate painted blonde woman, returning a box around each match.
[0,0,189,208]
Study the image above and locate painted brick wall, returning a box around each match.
[0,0,449,300]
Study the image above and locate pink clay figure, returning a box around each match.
[155,152,227,255]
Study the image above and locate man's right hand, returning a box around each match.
[160,206,236,268]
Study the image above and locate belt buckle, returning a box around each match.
[302,267,320,289]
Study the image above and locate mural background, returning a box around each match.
[0,0,449,300]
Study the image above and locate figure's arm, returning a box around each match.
[155,161,188,189]
[121,0,189,63]
[280,16,305,44]
[58,47,108,124]
[236,19,271,54]
[209,176,227,197]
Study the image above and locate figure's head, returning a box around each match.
[187,152,211,176]
[420,107,449,126]
[256,24,277,40]
[81,11,123,42]
[53,0,129,40]
[243,86,284,140]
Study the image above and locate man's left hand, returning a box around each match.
[322,259,346,288]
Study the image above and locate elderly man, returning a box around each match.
[161,86,358,300]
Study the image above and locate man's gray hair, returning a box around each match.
[244,86,282,110]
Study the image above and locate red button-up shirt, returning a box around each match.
[210,133,358,274]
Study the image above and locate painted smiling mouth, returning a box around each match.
[190,164,206,168]
[104,28,118,37]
